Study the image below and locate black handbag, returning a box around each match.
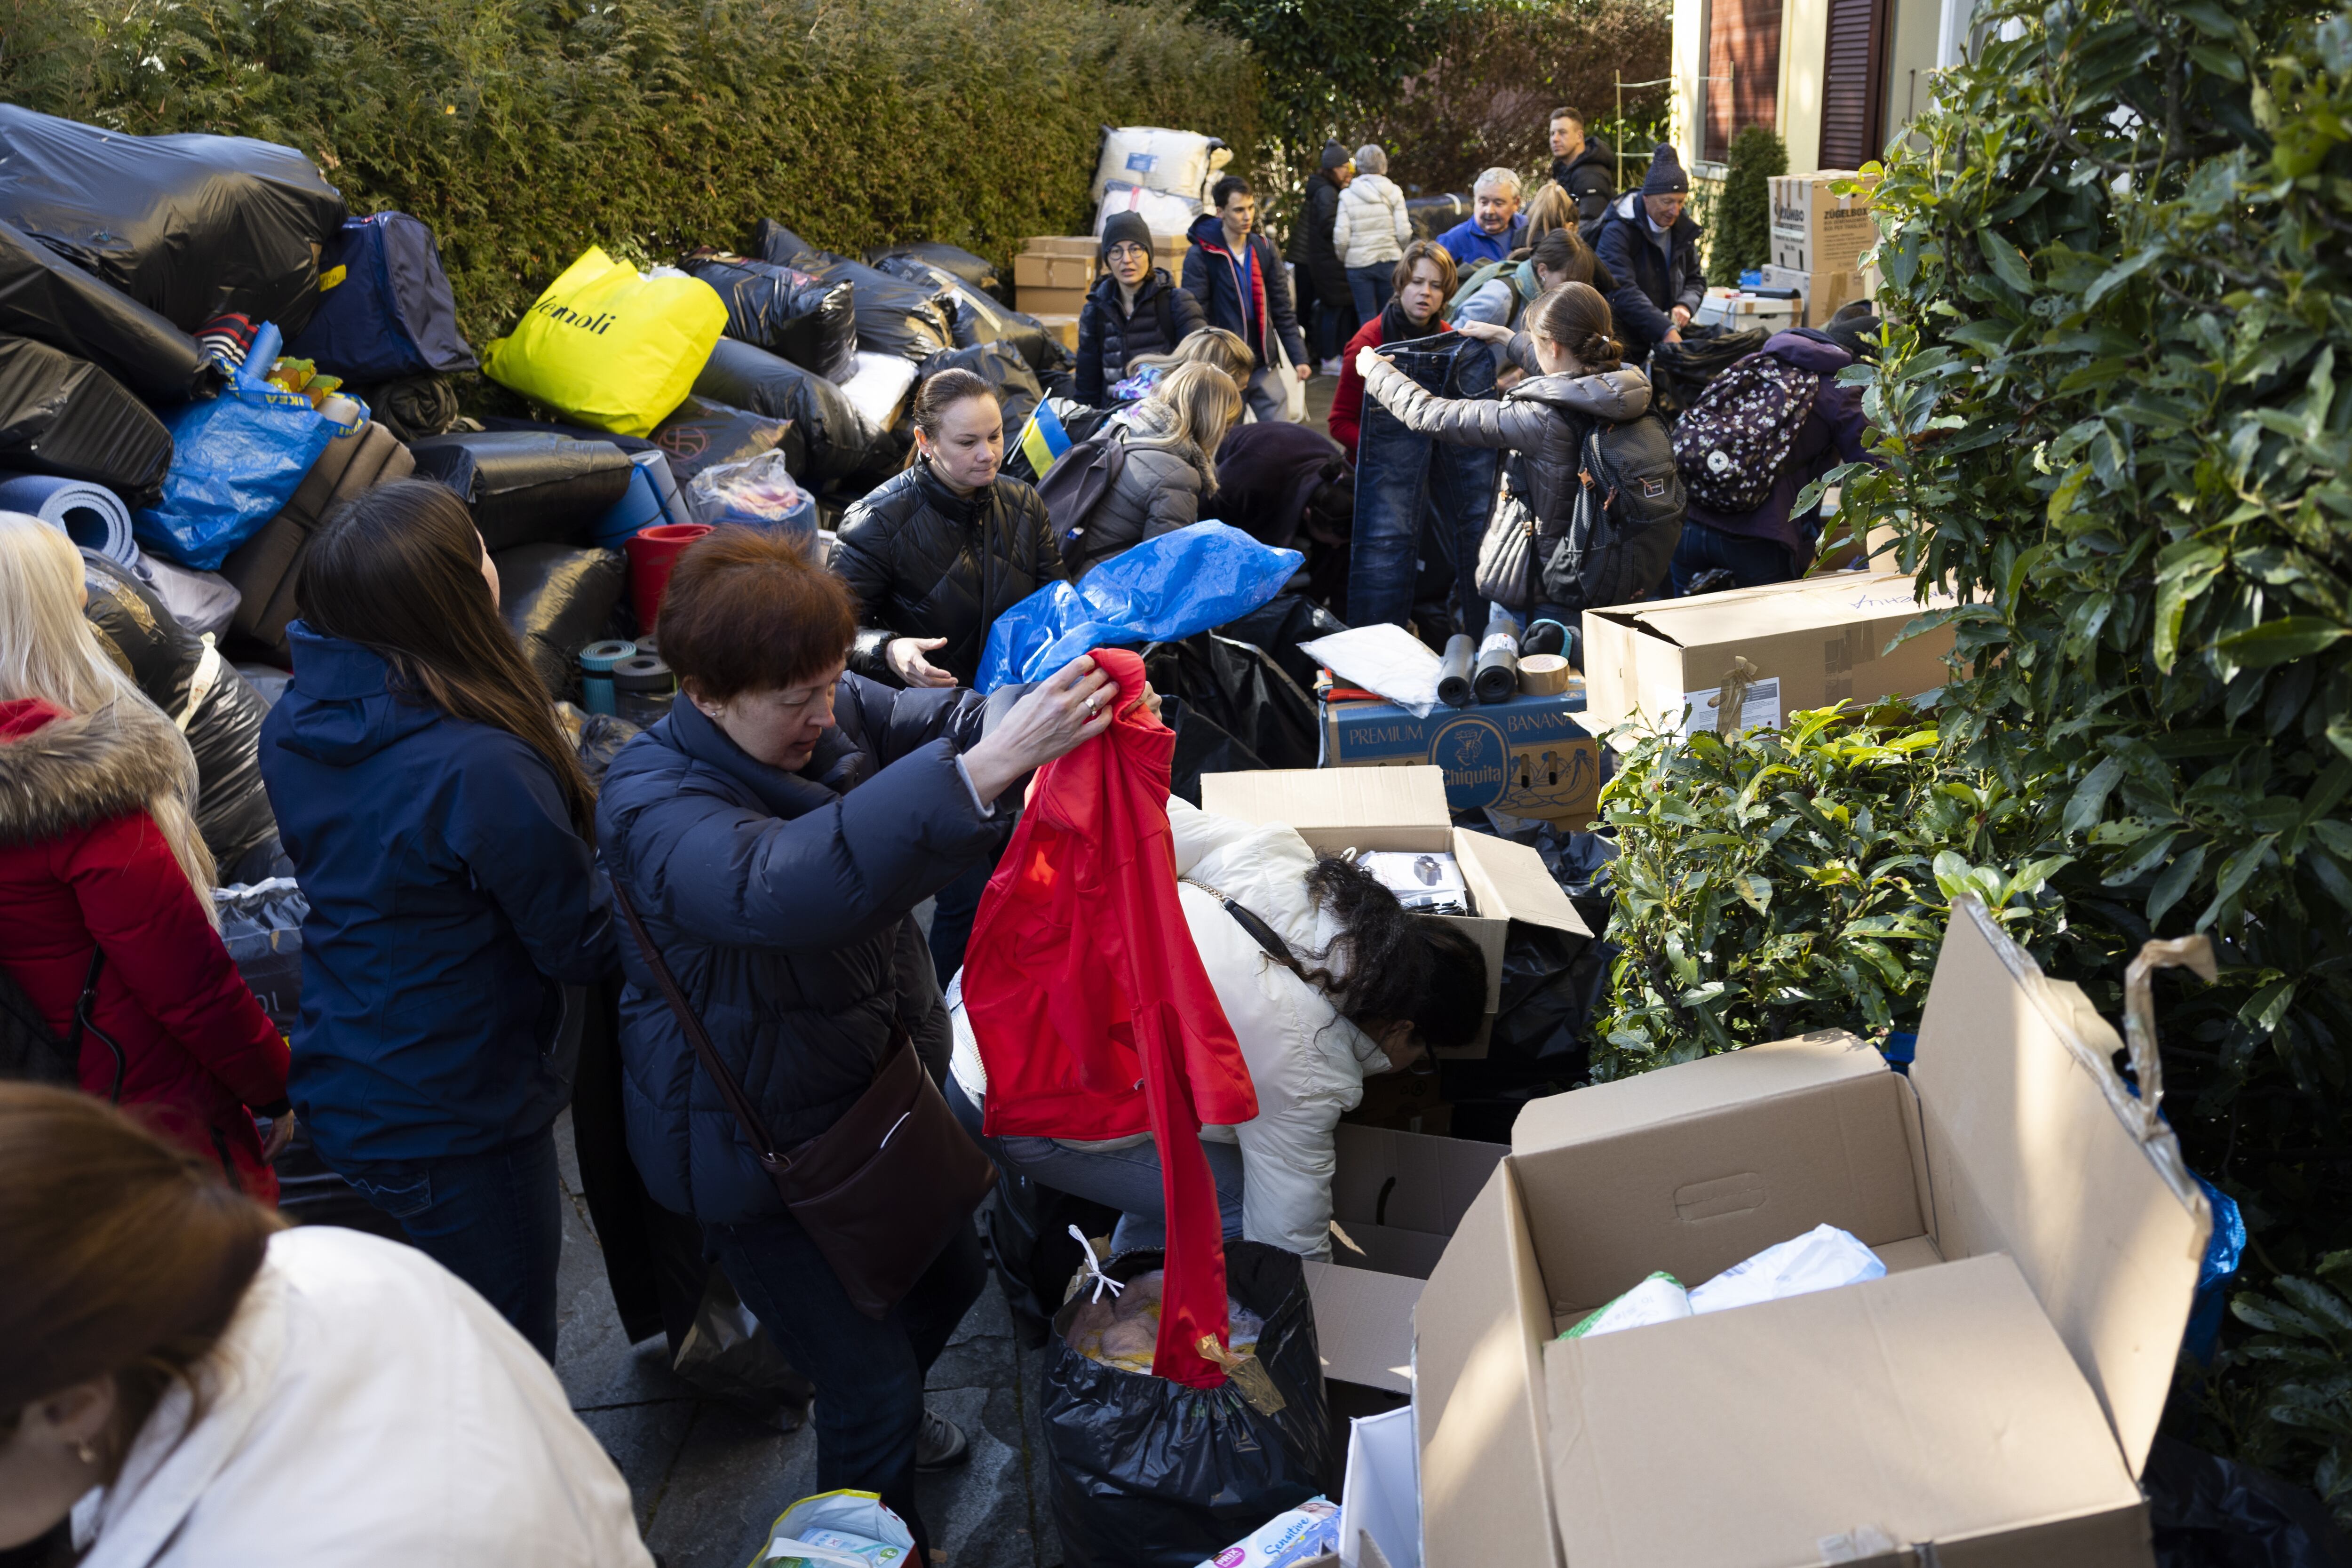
[613,887,996,1321]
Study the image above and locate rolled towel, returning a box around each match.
[0,470,137,564]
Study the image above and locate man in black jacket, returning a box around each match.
[1293,142,1357,373]
[1548,107,1617,227]
[1594,143,1706,363]
[1184,175,1312,422]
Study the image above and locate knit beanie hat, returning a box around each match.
[1641,143,1691,197]
[1100,211,1154,261]
[1321,141,1352,172]
[1355,143,1389,176]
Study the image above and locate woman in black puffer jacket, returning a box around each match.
[1074,212,1207,407]
[832,369,1067,692]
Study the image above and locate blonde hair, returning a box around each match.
[0,515,217,912]
[1125,326,1256,383]
[1523,183,1575,249]
[1149,363,1245,487]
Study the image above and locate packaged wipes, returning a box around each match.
[1560,1272,1692,1339]
[1195,1497,1340,1568]
[1688,1223,1886,1314]
[754,1489,914,1567]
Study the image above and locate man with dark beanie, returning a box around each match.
[1074,208,1206,407]
[1290,141,1358,373]
[1594,142,1706,362]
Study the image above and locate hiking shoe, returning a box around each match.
[916,1408,970,1471]
[1318,357,1343,376]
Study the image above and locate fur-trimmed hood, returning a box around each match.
[0,696,193,847]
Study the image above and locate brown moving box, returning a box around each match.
[1014,249,1096,291]
[1199,766,1590,1060]
[1413,897,2213,1568]
[1017,285,1091,318]
[1580,571,1956,739]
[1028,313,1080,352]
[1769,171,1882,274]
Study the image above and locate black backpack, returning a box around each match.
[1035,427,1130,573]
[1671,353,1821,513]
[0,951,122,1099]
[1542,412,1687,611]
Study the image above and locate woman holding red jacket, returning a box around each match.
[0,514,291,1200]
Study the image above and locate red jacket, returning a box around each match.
[1329,313,1454,457]
[0,699,288,1200]
[963,650,1257,1386]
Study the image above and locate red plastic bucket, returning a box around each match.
[626,522,713,632]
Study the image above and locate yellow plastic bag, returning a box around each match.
[482,247,724,437]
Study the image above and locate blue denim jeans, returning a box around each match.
[1670,520,1797,595]
[340,1124,564,1361]
[1349,332,1501,631]
[1347,264,1396,325]
[706,1206,985,1560]
[947,1079,1244,1256]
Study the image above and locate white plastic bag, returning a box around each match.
[1092,127,1232,206]
[1095,183,1203,242]
[1560,1273,1693,1339]
[1688,1223,1886,1315]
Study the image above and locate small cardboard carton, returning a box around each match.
[1198,766,1591,1059]
[1016,284,1091,318]
[1014,248,1097,291]
[1768,170,1882,274]
[1307,1122,1509,1394]
[1412,898,2213,1568]
[1580,571,1956,740]
[1320,688,1602,828]
[1027,313,1080,351]
[1757,263,1871,328]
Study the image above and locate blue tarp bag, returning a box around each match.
[284,212,477,382]
[134,323,348,571]
[976,522,1301,692]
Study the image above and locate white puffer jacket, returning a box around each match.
[1331,172,1412,271]
[948,798,1388,1261]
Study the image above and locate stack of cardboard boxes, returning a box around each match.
[1014,232,1191,351]
[1757,169,1881,327]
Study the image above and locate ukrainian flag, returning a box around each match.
[1017,399,1072,479]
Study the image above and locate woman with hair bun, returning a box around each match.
[0,1083,652,1566]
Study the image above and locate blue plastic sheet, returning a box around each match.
[975,522,1302,693]
[2183,1170,2247,1365]
[134,322,345,570]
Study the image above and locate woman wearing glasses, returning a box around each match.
[1074,211,1206,408]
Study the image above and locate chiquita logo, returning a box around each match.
[1435,716,1510,808]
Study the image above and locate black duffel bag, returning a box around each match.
[407,431,636,551]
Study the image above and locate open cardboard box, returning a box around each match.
[1199,767,1591,1060]
[1413,898,2212,1568]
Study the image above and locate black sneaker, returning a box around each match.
[916,1408,970,1471]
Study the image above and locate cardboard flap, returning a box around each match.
[1511,1033,1882,1154]
[1202,766,1449,830]
[1304,1260,1423,1393]
[1454,831,1590,937]
[1611,573,1944,649]
[1910,899,2211,1477]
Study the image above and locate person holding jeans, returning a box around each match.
[260,479,613,1362]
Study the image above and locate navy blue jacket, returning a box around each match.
[259,624,614,1167]
[597,678,1002,1225]
[1594,191,1707,359]
[1181,215,1309,372]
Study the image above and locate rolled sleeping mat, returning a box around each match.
[611,653,678,728]
[1437,633,1476,709]
[588,449,690,547]
[1473,625,1519,705]
[0,470,138,564]
[579,639,637,716]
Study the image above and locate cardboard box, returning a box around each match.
[1768,170,1881,274]
[1756,263,1870,327]
[1199,766,1592,1059]
[1014,250,1096,291]
[1024,235,1099,259]
[1345,1069,1450,1137]
[1693,287,1801,334]
[1580,571,1956,739]
[1320,688,1601,828]
[1412,898,2213,1568]
[1016,284,1091,318]
[1307,1122,1508,1393]
[1028,312,1080,352]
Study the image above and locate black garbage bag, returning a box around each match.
[1216,592,1346,692]
[494,544,627,703]
[354,374,462,444]
[212,879,308,1033]
[2145,1433,2352,1568]
[1648,324,1771,422]
[1044,1242,1333,1567]
[867,241,1005,302]
[1143,633,1318,772]
[554,702,641,785]
[650,396,798,485]
[984,1173,1124,1347]
[407,432,636,550]
[0,217,217,403]
[917,342,1042,434]
[877,254,1066,379]
[670,1266,815,1430]
[680,249,858,383]
[0,336,174,499]
[693,337,869,484]
[1160,694,1269,805]
[0,104,346,335]
[81,551,278,870]
[752,220,955,364]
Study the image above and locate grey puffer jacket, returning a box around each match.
[1361,332,1654,604]
[1067,396,1214,576]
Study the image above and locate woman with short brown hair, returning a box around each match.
[597,525,1139,1558]
[0,1083,652,1566]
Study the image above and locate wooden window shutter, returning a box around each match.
[1819,0,1890,168]
[1705,0,1784,164]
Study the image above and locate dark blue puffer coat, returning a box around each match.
[596,677,1005,1225]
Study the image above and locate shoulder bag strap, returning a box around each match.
[612,884,789,1171]
[1181,876,1311,986]
[71,947,127,1103]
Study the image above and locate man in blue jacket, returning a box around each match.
[1184,175,1312,422]
[1595,143,1707,362]
[1434,168,1528,268]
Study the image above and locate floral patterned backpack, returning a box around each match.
[1669,352,1821,514]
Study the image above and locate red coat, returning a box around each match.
[963,650,1257,1386]
[0,699,289,1200]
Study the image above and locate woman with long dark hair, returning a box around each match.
[258,479,613,1361]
